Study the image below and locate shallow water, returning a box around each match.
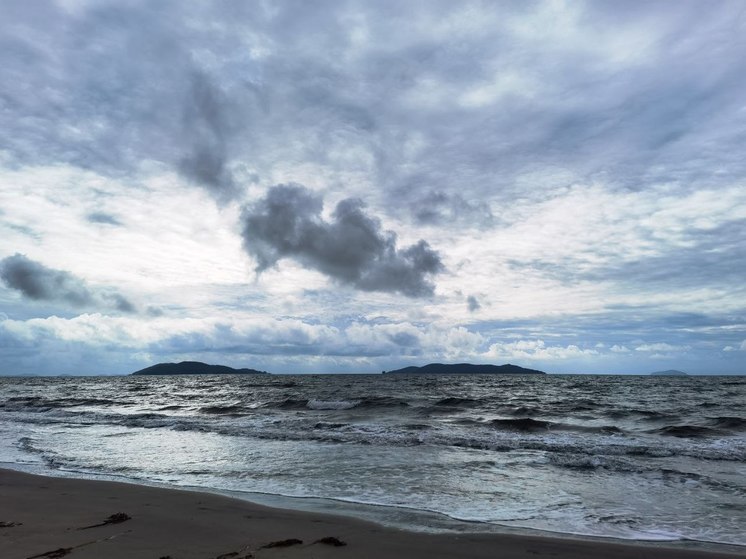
[0,374,744,545]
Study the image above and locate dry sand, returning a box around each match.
[1,468,742,559]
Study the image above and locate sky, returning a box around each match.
[1,0,745,375]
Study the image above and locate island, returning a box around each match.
[382,363,546,375]
[649,369,689,376]
[131,361,268,375]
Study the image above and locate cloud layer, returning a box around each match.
[0,1,744,374]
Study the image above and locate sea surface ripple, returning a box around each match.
[0,374,744,545]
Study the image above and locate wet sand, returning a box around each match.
[1,468,742,559]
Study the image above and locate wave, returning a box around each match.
[708,416,746,430]
[272,381,298,388]
[272,398,309,409]
[2,396,125,411]
[265,396,409,411]
[126,385,150,392]
[356,396,410,409]
[307,399,359,410]
[402,423,432,431]
[567,398,599,411]
[547,454,741,492]
[549,454,646,472]
[490,418,552,432]
[508,406,542,416]
[17,436,43,454]
[651,425,721,438]
[434,397,479,407]
[9,408,746,463]
[488,418,624,436]
[237,381,298,389]
[200,404,247,415]
[647,417,745,437]
[604,408,681,422]
[313,422,349,429]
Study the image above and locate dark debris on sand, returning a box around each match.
[314,536,347,547]
[27,547,72,559]
[79,512,131,529]
[260,538,303,549]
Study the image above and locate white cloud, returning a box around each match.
[635,342,689,352]
[0,313,486,368]
[459,72,537,108]
[485,339,598,361]
[0,165,248,292]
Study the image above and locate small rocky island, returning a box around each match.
[131,361,268,375]
[382,363,546,375]
[649,369,689,376]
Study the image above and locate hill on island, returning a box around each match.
[649,369,688,376]
[131,361,268,376]
[382,363,546,375]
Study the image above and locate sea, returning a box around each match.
[0,374,744,547]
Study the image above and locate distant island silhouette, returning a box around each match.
[649,369,688,376]
[382,363,546,375]
[131,361,268,375]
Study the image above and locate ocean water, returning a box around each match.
[0,374,744,546]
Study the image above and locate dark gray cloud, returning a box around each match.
[86,212,122,226]
[1,254,93,307]
[467,295,481,312]
[103,293,137,314]
[146,305,165,317]
[242,184,443,297]
[177,72,241,201]
[408,190,494,228]
[0,254,136,313]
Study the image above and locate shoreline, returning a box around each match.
[1,468,743,559]
[5,463,741,546]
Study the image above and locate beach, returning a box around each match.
[1,468,742,559]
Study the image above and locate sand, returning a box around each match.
[1,468,742,559]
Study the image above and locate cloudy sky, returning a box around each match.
[1,0,745,375]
